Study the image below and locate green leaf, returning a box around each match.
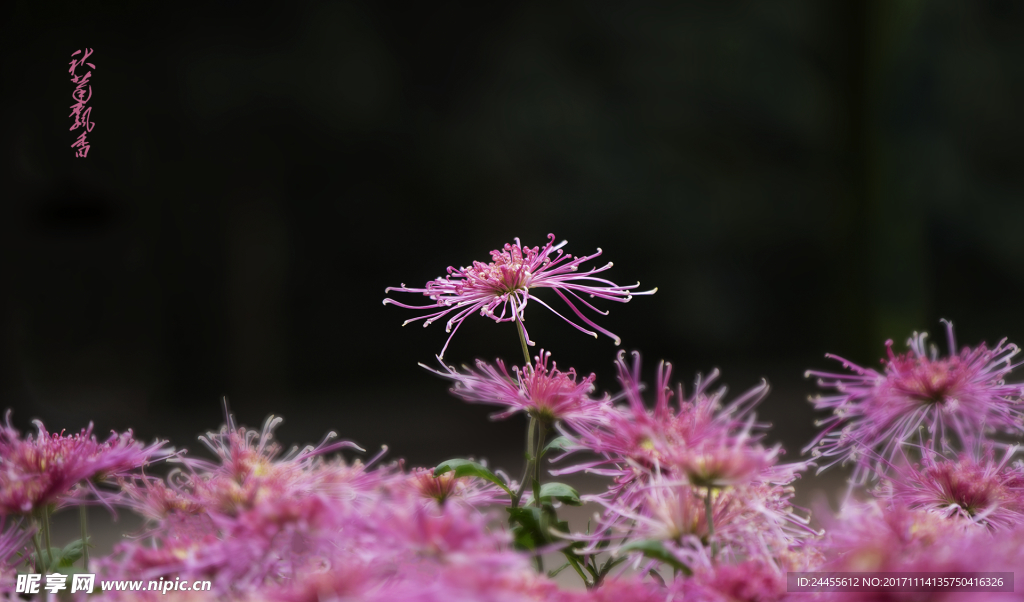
[30,547,63,571]
[537,482,582,506]
[547,562,571,578]
[434,459,512,496]
[618,539,691,574]
[59,538,88,566]
[599,554,628,577]
[506,507,544,551]
[542,436,572,454]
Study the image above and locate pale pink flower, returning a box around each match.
[806,320,1024,485]
[384,234,656,358]
[424,349,610,429]
[578,472,815,571]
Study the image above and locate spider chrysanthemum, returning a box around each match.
[879,445,1024,531]
[423,349,610,431]
[383,234,656,358]
[805,319,1024,485]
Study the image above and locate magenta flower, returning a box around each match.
[384,234,656,358]
[879,445,1024,531]
[424,349,610,430]
[805,320,1024,485]
[0,411,173,515]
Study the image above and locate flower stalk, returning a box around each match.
[80,504,89,571]
[705,487,717,559]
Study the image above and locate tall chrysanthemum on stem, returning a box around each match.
[383,234,656,359]
[805,319,1024,485]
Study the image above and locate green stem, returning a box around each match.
[533,419,547,503]
[705,487,718,559]
[565,554,591,588]
[31,531,45,572]
[80,504,89,572]
[513,416,538,508]
[511,297,531,367]
[42,506,53,568]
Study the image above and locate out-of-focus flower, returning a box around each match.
[409,467,511,508]
[0,411,174,515]
[814,500,971,572]
[879,445,1024,531]
[579,473,815,570]
[179,414,366,517]
[559,576,665,602]
[0,517,32,589]
[675,435,781,490]
[812,500,1024,601]
[806,320,1024,485]
[425,350,610,430]
[384,234,655,358]
[669,558,788,602]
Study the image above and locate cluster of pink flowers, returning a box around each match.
[3,236,1024,601]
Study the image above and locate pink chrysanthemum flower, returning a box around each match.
[578,473,815,571]
[673,433,782,490]
[0,411,173,515]
[813,500,1024,602]
[811,503,1024,601]
[174,414,368,517]
[805,320,1024,485]
[384,234,656,358]
[878,445,1024,531]
[552,351,770,496]
[424,349,610,429]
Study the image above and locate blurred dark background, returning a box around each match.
[2,1,1024,502]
